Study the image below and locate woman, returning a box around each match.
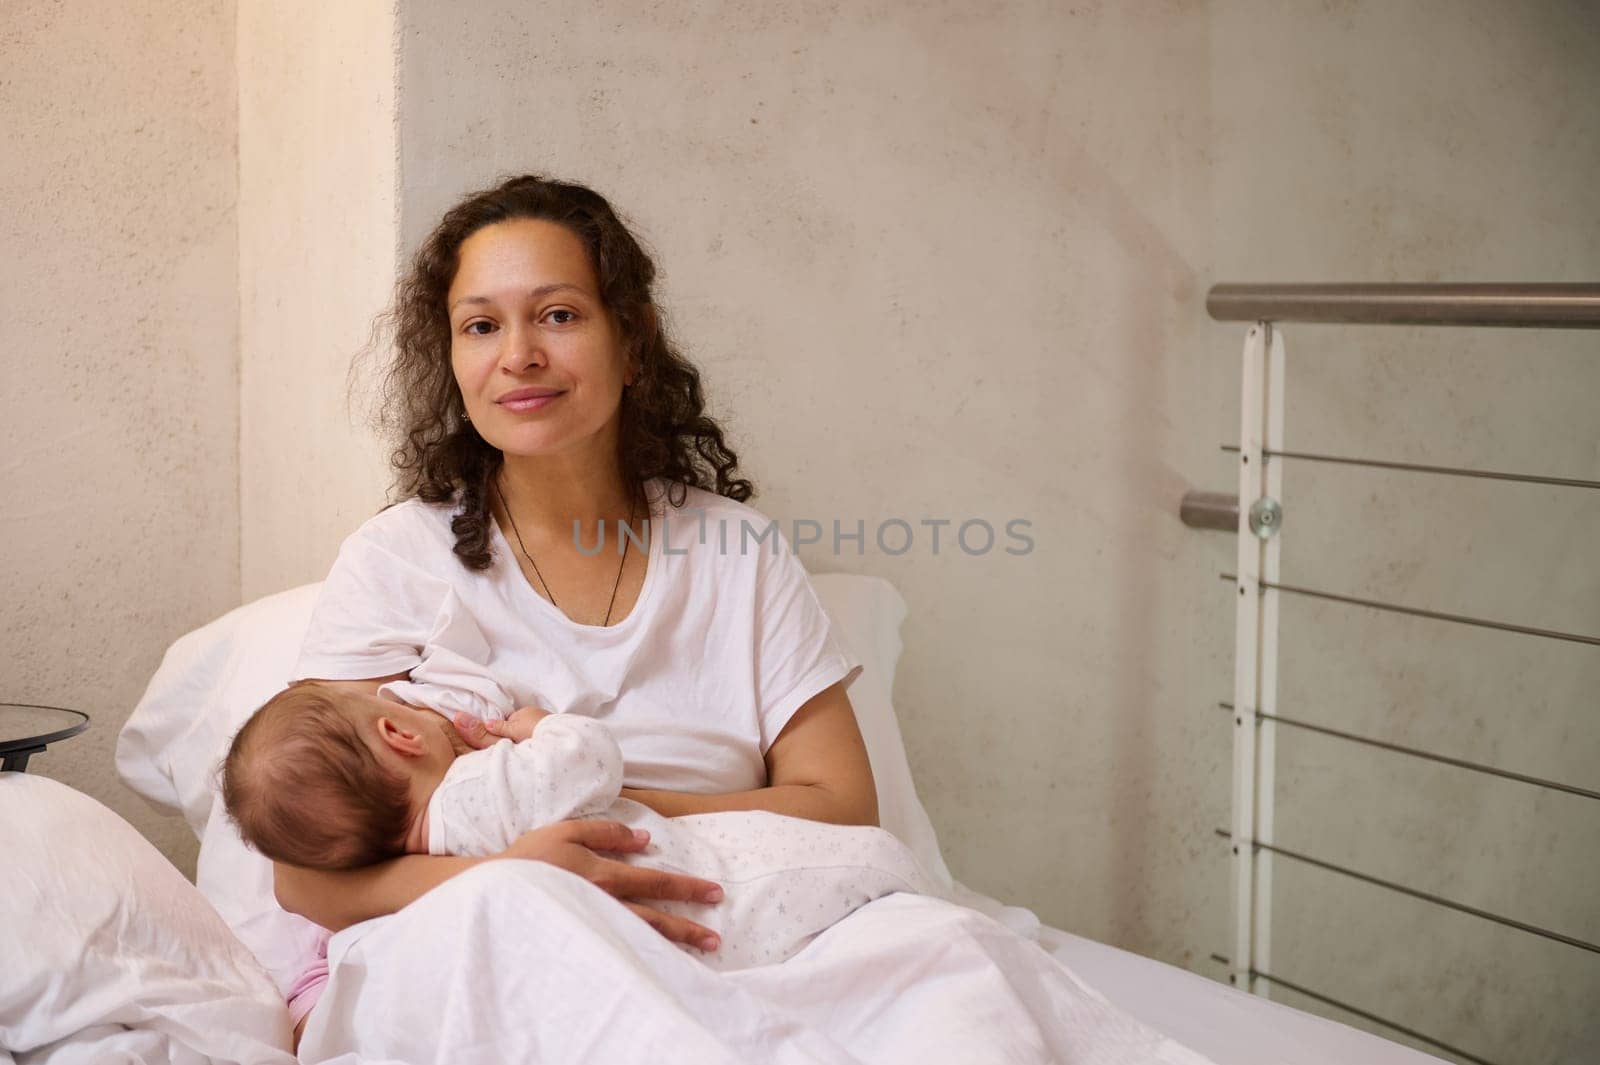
[276,174,880,1043]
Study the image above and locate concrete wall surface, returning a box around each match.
[1,0,239,876]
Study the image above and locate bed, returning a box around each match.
[0,573,1444,1064]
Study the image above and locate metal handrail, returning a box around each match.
[1206,283,1600,328]
[1179,491,1239,532]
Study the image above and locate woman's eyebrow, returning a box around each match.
[449,283,587,311]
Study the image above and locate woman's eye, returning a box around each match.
[463,320,496,336]
[546,309,576,325]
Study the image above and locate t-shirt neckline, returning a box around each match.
[487,480,666,634]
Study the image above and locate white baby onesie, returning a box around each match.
[426,713,944,971]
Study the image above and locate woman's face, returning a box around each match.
[447,218,632,460]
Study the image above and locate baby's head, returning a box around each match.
[220,680,458,870]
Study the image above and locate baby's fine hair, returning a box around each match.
[220,680,413,870]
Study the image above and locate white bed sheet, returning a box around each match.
[946,883,1444,1065]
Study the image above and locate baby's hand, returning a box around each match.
[451,706,551,749]
[495,705,552,742]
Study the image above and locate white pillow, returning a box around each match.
[0,773,293,1064]
[808,572,953,891]
[116,572,953,995]
[117,583,325,836]
[116,583,329,999]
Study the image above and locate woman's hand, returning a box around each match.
[500,819,725,953]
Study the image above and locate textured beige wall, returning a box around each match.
[392,2,1597,1060]
[237,0,397,600]
[0,0,238,878]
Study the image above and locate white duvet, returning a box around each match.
[299,860,1216,1065]
[92,576,1224,1064]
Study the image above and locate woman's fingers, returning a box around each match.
[496,820,723,956]
[560,818,651,853]
[557,821,724,904]
[620,900,722,953]
[501,821,724,905]
[590,860,724,906]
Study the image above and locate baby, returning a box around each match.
[220,680,942,971]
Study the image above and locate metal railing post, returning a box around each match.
[1230,321,1284,995]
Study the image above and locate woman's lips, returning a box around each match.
[499,392,564,412]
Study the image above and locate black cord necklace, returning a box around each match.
[493,474,639,626]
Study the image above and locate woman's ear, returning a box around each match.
[376,716,426,758]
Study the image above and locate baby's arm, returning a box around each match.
[430,714,627,856]
[502,714,626,825]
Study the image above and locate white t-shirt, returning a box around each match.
[289,478,862,794]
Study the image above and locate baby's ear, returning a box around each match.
[376,715,426,757]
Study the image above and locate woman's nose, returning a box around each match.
[500,322,547,372]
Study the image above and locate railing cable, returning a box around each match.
[1212,830,1600,956]
[1215,702,1599,801]
[1207,955,1500,1065]
[1219,444,1600,491]
[1219,573,1600,647]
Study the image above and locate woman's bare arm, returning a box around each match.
[273,853,485,931]
[620,681,879,826]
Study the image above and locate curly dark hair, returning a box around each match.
[360,173,753,570]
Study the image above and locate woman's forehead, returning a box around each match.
[449,218,598,305]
